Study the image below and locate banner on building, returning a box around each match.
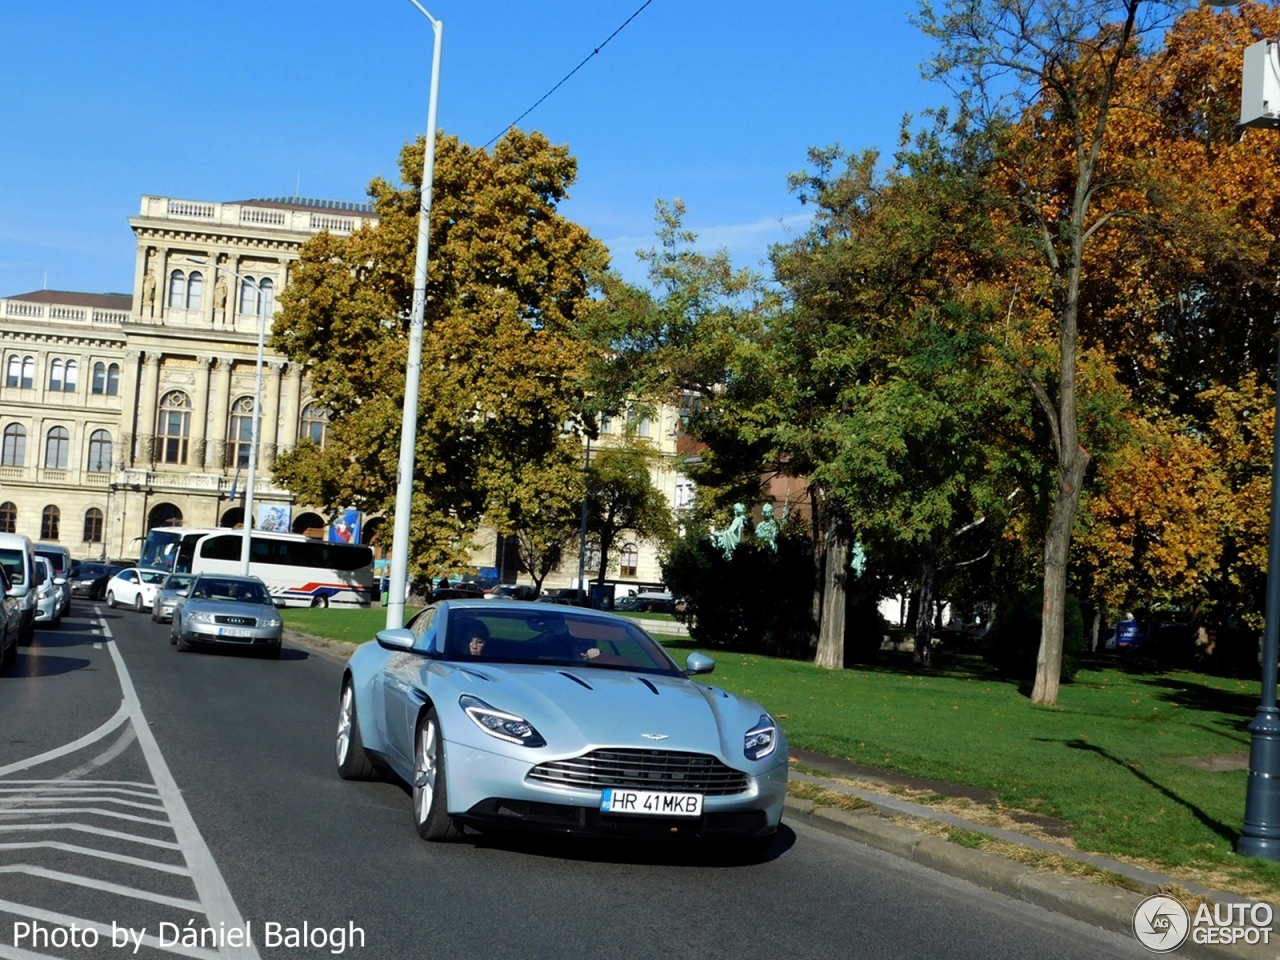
[257,504,291,533]
[329,509,361,544]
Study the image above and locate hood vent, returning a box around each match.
[559,671,593,690]
[637,677,659,695]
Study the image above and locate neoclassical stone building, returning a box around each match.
[0,194,377,560]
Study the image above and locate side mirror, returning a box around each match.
[375,628,415,651]
[685,652,716,676]
[53,576,67,586]
[273,596,287,607]
[178,589,189,597]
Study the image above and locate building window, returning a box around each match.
[168,270,186,308]
[157,390,191,464]
[239,276,258,315]
[5,356,18,388]
[300,402,330,447]
[92,362,105,394]
[186,271,203,310]
[63,359,77,392]
[107,363,120,396]
[2,424,25,467]
[20,357,33,389]
[620,543,639,578]
[584,540,601,573]
[49,359,63,392]
[45,426,69,469]
[87,430,112,473]
[0,503,15,534]
[626,406,650,439]
[259,278,274,316]
[674,476,695,510]
[41,506,60,541]
[83,508,103,544]
[228,396,256,468]
[599,413,612,434]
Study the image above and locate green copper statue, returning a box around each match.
[755,502,782,552]
[710,503,748,560]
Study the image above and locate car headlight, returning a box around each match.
[187,611,217,624]
[37,588,49,600]
[744,715,777,761]
[459,694,546,747]
[260,617,282,627]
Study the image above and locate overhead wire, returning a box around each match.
[482,0,655,149]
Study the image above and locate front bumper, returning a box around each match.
[33,596,58,623]
[443,741,788,840]
[154,599,178,621]
[181,623,282,647]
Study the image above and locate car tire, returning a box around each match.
[106,591,116,609]
[335,678,376,780]
[263,641,282,660]
[1,632,14,671]
[175,632,191,652]
[310,595,329,609]
[133,594,144,613]
[18,614,33,647]
[413,708,459,841]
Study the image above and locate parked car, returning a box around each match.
[170,573,283,658]
[0,566,19,671]
[105,568,168,612]
[151,573,194,624]
[335,601,787,851]
[32,557,60,628]
[485,584,539,601]
[34,544,72,618]
[0,532,38,645]
[431,585,485,603]
[71,562,125,601]
[616,592,676,614]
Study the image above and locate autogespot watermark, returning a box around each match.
[11,920,367,955]
[1132,893,1274,952]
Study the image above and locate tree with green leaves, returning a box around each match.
[586,438,676,589]
[270,129,607,580]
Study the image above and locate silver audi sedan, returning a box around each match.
[170,573,284,659]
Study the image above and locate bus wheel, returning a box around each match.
[311,596,329,609]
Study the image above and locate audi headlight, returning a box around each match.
[744,715,777,761]
[260,616,282,628]
[187,611,217,624]
[459,694,546,747]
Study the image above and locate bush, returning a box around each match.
[844,580,887,663]
[663,530,815,658]
[984,588,1084,683]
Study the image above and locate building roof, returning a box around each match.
[6,290,132,310]
[236,196,377,217]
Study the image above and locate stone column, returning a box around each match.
[119,350,141,465]
[279,364,303,452]
[208,358,233,471]
[155,248,170,322]
[191,357,212,469]
[260,361,283,469]
[136,354,161,465]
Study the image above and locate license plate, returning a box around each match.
[217,627,252,638]
[600,788,702,817]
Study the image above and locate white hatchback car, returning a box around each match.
[105,568,168,612]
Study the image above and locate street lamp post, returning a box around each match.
[576,434,592,605]
[386,0,443,630]
[192,258,268,576]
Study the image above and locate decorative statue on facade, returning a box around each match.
[214,276,229,312]
[142,271,156,306]
[754,502,784,552]
[709,503,748,560]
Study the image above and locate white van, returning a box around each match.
[0,533,37,645]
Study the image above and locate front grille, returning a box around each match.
[214,615,256,626]
[528,749,750,796]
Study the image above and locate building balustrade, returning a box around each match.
[0,298,126,327]
[139,195,376,238]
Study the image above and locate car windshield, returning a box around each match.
[36,552,65,573]
[140,570,169,585]
[163,574,192,591]
[190,578,270,604]
[444,609,681,676]
[0,548,26,585]
[78,564,108,579]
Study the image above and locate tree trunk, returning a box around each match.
[814,507,848,670]
[1031,451,1089,703]
[914,548,937,669]
[810,486,823,649]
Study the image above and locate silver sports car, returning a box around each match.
[336,601,788,850]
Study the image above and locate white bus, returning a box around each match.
[139,527,374,608]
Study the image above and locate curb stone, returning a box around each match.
[282,628,354,666]
[782,795,1276,960]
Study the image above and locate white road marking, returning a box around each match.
[0,612,262,960]
[93,642,102,648]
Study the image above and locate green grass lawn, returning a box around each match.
[656,638,1280,896]
[282,605,422,644]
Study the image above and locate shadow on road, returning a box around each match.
[1,652,92,678]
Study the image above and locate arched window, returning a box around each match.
[258,278,274,316]
[239,277,257,315]
[87,430,112,473]
[168,270,186,308]
[300,402,330,448]
[48,359,63,392]
[186,271,203,310]
[2,424,26,467]
[5,356,18,388]
[0,503,15,534]
[584,540,601,573]
[157,390,191,464]
[20,357,34,389]
[228,396,256,468]
[63,359,77,392]
[92,361,106,395]
[83,508,103,543]
[44,426,69,469]
[620,543,639,578]
[40,506,59,541]
[106,363,120,396]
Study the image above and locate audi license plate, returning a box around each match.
[600,788,702,817]
[217,627,252,638]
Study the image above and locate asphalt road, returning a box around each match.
[0,604,1153,960]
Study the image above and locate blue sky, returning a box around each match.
[0,1,942,297]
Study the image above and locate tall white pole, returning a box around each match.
[240,288,267,576]
[386,4,443,629]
